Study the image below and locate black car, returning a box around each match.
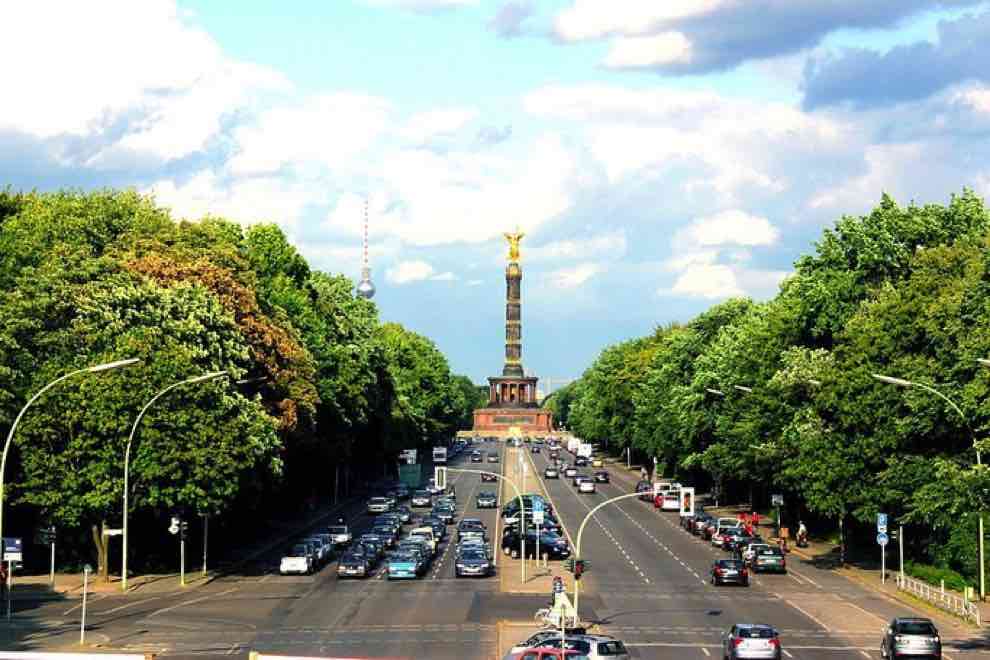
[411,490,432,507]
[481,472,497,482]
[455,549,493,578]
[636,480,652,501]
[711,559,749,586]
[574,456,588,467]
[531,446,541,453]
[476,491,497,508]
[421,516,446,540]
[337,550,373,578]
[593,470,610,483]
[501,528,571,559]
[432,505,456,524]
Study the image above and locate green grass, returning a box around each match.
[904,561,971,593]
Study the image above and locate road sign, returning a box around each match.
[877,532,889,546]
[877,513,888,533]
[533,511,545,525]
[2,537,22,562]
[103,528,123,537]
[771,494,784,506]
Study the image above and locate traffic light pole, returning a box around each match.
[573,491,645,622]
[441,466,527,583]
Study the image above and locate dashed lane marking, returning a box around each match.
[860,652,872,659]
[782,650,794,658]
[701,647,711,657]
[62,592,108,615]
[785,597,833,632]
[145,587,238,618]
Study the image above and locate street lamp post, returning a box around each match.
[445,466,527,582]
[0,359,140,547]
[573,491,643,621]
[874,372,984,599]
[122,371,228,591]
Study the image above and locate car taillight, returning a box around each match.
[733,638,744,647]
[714,568,722,575]
[768,638,780,647]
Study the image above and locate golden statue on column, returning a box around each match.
[504,229,524,262]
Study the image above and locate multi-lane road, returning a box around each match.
[4,439,989,659]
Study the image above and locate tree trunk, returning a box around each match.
[91,520,110,583]
[838,514,846,566]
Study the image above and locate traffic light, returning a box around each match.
[435,466,447,490]
[574,559,585,580]
[168,516,180,535]
[180,521,189,540]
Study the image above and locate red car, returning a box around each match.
[511,648,587,660]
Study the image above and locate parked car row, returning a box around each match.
[279,527,342,575]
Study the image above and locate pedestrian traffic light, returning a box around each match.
[168,516,180,535]
[574,559,585,580]
[565,559,574,572]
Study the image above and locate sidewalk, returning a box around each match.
[9,494,363,601]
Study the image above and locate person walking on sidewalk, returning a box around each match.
[0,562,8,605]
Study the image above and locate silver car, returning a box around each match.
[881,618,940,659]
[722,624,781,659]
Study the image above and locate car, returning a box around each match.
[421,516,446,540]
[591,458,603,468]
[411,490,433,507]
[337,550,372,578]
[456,538,491,559]
[753,547,787,573]
[712,518,742,546]
[482,472,498,482]
[571,473,586,486]
[564,466,577,478]
[743,543,772,564]
[409,526,439,555]
[544,466,559,479]
[655,491,680,511]
[578,480,596,493]
[635,480,652,502]
[471,452,483,463]
[280,543,314,575]
[721,528,750,552]
[367,497,391,514]
[432,505,456,524]
[574,456,588,467]
[455,549,493,577]
[393,506,413,523]
[488,451,500,463]
[371,526,397,548]
[531,445,541,453]
[328,525,352,546]
[303,538,326,566]
[881,617,940,660]
[397,540,431,568]
[712,559,749,586]
[386,552,422,579]
[358,535,386,561]
[477,491,498,508]
[502,633,630,660]
[722,624,782,660]
[502,528,571,559]
[693,513,714,536]
[510,647,586,659]
[592,471,609,483]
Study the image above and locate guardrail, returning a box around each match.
[896,573,981,625]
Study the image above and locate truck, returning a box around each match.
[432,446,448,464]
[577,443,592,459]
[567,437,580,453]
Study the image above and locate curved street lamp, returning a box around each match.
[121,370,229,591]
[0,359,141,547]
[873,372,983,599]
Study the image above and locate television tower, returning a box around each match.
[356,197,376,299]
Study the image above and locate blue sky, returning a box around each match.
[3,1,990,386]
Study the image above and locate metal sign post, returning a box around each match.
[877,532,889,583]
[80,564,92,644]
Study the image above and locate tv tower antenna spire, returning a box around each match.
[356,196,376,299]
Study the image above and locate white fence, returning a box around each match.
[895,573,981,625]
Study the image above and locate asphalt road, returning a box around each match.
[4,439,990,659]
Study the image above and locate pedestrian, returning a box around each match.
[0,561,8,603]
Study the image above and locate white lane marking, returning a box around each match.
[146,587,237,617]
[701,647,711,657]
[785,598,832,632]
[843,600,887,625]
[63,592,108,615]
[859,651,872,659]
[95,595,163,615]
[789,567,821,588]
[782,650,794,658]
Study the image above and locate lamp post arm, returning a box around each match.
[908,382,976,463]
[573,491,648,621]
[0,367,92,542]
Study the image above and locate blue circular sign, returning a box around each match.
[877,532,889,546]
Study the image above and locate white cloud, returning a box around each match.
[401,108,478,143]
[431,271,457,281]
[554,1,722,42]
[386,260,436,284]
[0,0,286,164]
[228,93,392,176]
[528,231,627,262]
[466,279,485,286]
[548,263,603,288]
[604,32,693,69]
[362,0,477,8]
[667,263,743,299]
[676,210,780,248]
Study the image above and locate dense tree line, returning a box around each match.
[547,190,990,582]
[0,189,477,577]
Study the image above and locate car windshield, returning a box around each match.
[390,553,416,563]
[719,560,744,568]
[739,627,776,639]
[897,621,937,635]
[328,526,346,534]
[461,552,486,561]
[760,548,784,557]
[342,552,364,562]
[597,641,628,655]
[369,497,387,504]
[290,545,308,555]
